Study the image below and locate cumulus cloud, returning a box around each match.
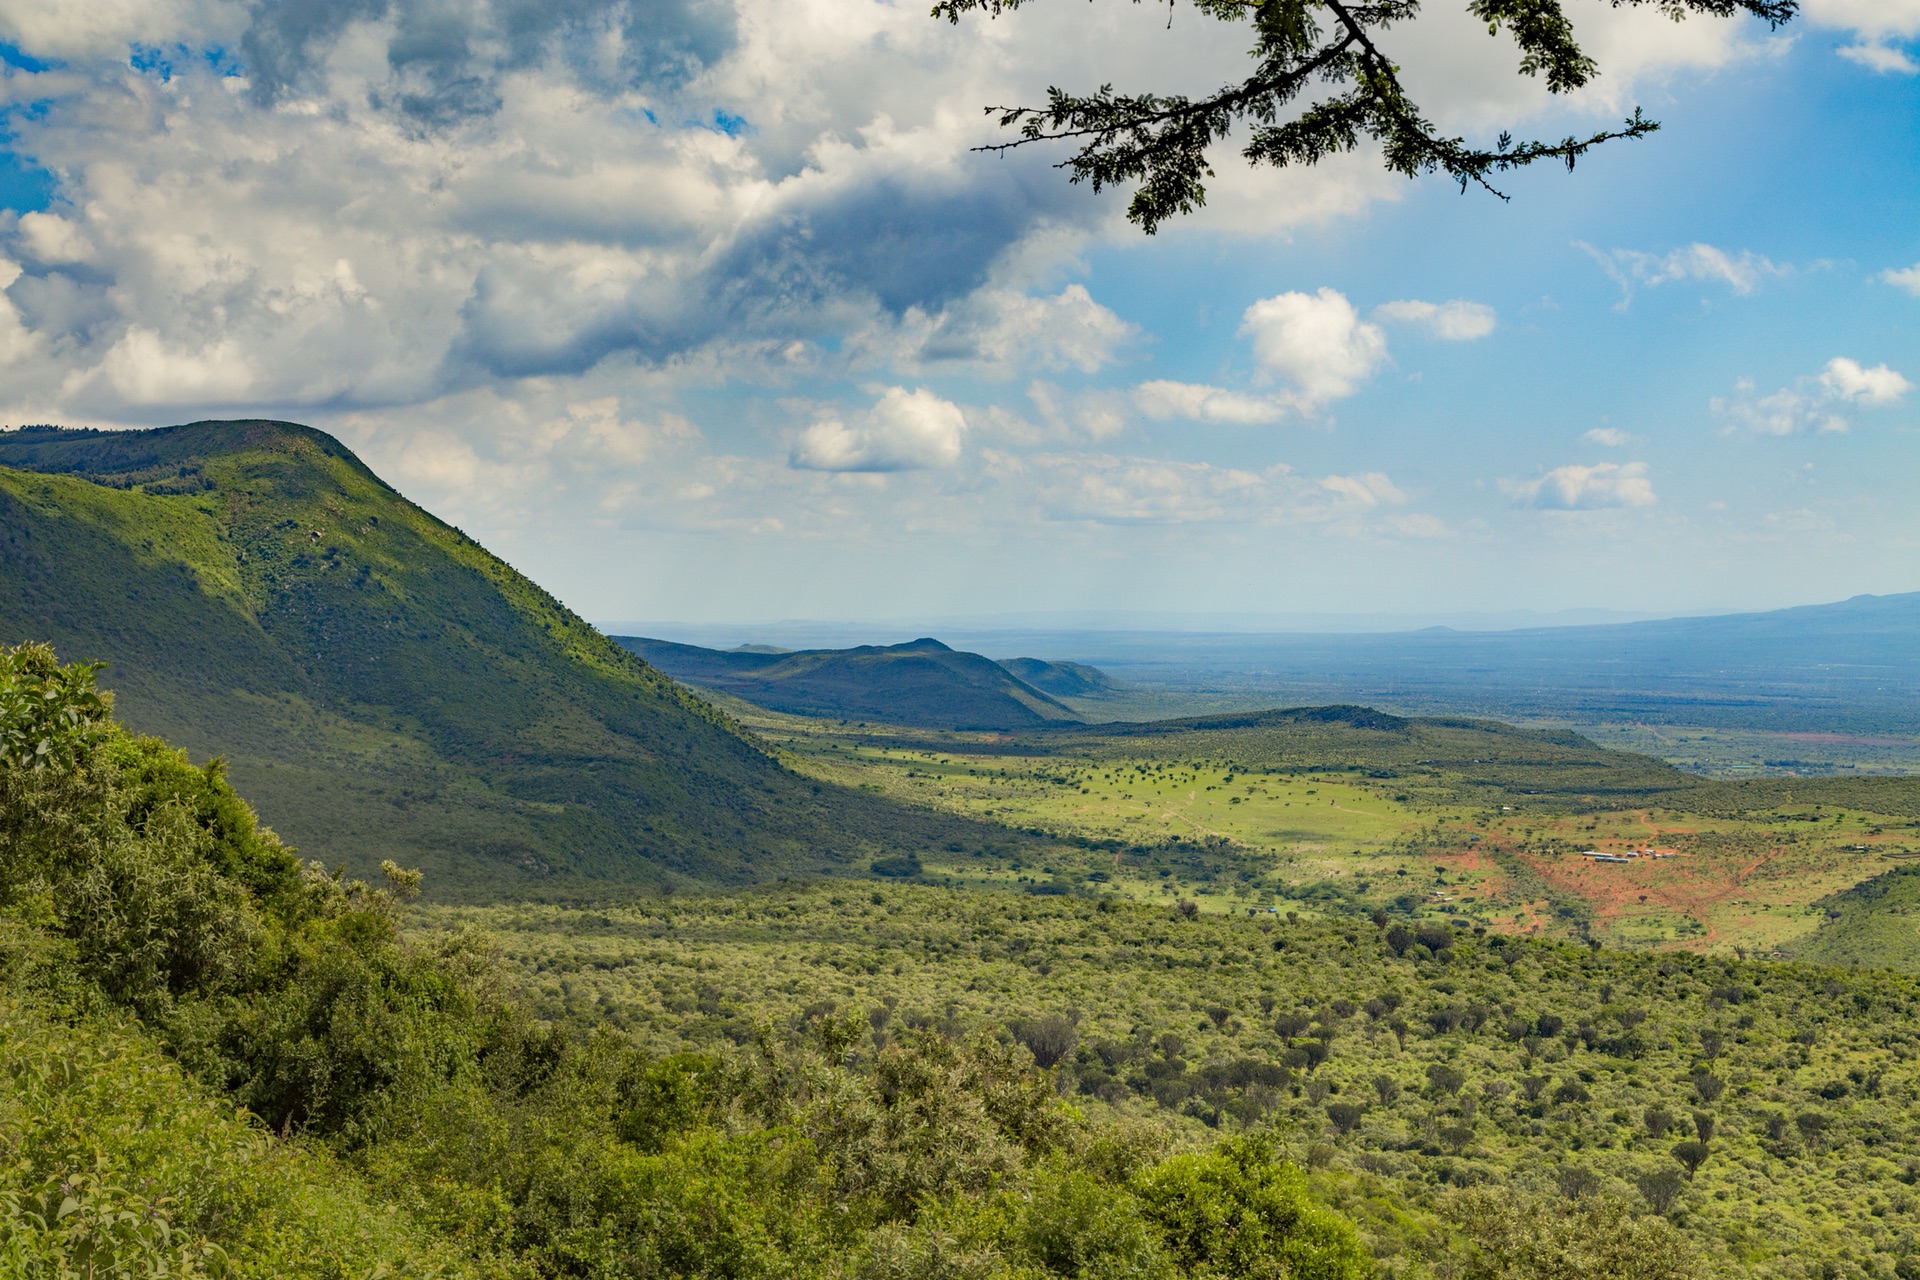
[1583,427,1634,447]
[1803,0,1920,41]
[1240,288,1387,406]
[1802,1,1920,75]
[0,0,1805,429]
[1372,298,1496,341]
[1714,357,1911,436]
[1132,380,1293,425]
[1882,263,1920,294]
[1500,462,1656,510]
[1821,357,1912,405]
[790,386,966,472]
[1580,241,1782,303]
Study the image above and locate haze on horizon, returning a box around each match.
[0,0,1917,625]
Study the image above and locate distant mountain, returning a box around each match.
[616,636,1084,730]
[0,422,1036,893]
[995,657,1119,698]
[963,591,1920,737]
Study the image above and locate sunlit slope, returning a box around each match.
[0,421,1005,891]
[1063,705,1701,807]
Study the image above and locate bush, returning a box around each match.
[1132,1136,1371,1280]
[1446,1189,1697,1280]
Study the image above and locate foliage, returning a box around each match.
[1133,1135,1372,1280]
[0,983,467,1277]
[1446,1189,1696,1280]
[932,0,1797,232]
[1,644,1377,1280]
[434,879,1920,1280]
[0,642,111,772]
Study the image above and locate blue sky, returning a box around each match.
[0,1,1916,626]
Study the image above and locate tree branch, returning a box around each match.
[937,0,1798,231]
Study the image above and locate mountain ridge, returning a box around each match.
[616,634,1089,730]
[0,420,1045,892]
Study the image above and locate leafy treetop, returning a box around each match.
[933,0,1798,231]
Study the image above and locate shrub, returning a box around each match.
[1446,1189,1698,1280]
[1132,1136,1371,1280]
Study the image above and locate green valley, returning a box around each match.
[10,421,1920,1280]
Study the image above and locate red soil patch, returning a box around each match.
[1516,843,1785,946]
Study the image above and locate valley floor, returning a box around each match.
[715,696,1920,962]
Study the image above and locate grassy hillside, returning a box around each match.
[1793,865,1920,969]
[0,422,1049,893]
[618,635,1083,729]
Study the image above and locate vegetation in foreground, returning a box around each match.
[11,642,1692,1280]
[429,879,1920,1280]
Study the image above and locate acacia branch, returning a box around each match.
[938,0,1798,232]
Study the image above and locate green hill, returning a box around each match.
[1791,863,1920,969]
[997,656,1120,698]
[618,635,1085,729]
[0,421,1038,893]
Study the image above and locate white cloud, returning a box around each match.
[1320,472,1407,507]
[1580,241,1781,302]
[16,213,97,266]
[93,327,259,405]
[1501,462,1656,510]
[1714,384,1848,437]
[1002,381,1129,443]
[1132,380,1293,425]
[790,386,966,472]
[1372,299,1496,341]
[1838,43,1920,73]
[1820,357,1911,405]
[1715,357,1910,436]
[1583,427,1633,447]
[1803,0,1920,41]
[0,0,1805,432]
[1805,0,1920,75]
[1240,288,1386,405]
[871,285,1137,377]
[1882,263,1920,294]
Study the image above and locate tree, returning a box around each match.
[1671,1139,1711,1178]
[1427,1063,1466,1097]
[1326,1100,1367,1134]
[1636,1168,1685,1215]
[933,0,1798,232]
[1012,1013,1081,1068]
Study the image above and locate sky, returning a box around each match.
[0,0,1917,628]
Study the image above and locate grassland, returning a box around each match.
[705,695,1920,961]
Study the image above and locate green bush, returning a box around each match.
[1132,1136,1372,1280]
